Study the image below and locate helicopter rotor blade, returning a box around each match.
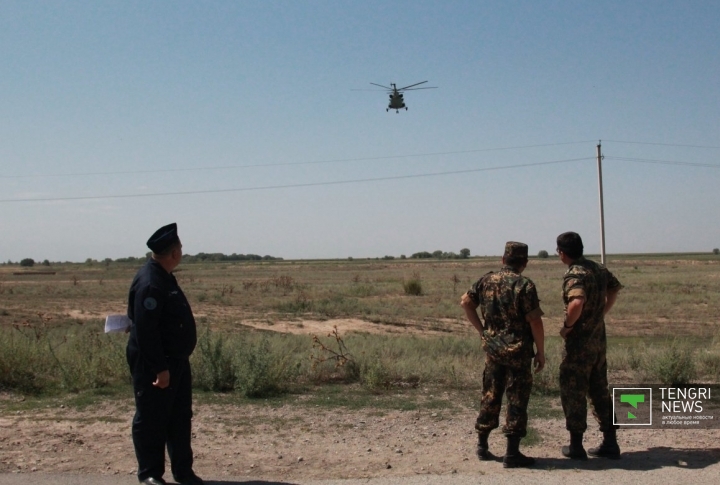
[397,81,428,90]
[370,82,393,90]
[401,86,438,91]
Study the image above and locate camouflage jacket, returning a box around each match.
[467,266,544,365]
[562,257,622,347]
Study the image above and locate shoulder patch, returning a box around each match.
[143,297,158,310]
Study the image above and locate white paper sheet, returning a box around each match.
[105,314,132,333]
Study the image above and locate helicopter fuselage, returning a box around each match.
[386,84,407,112]
[388,92,406,110]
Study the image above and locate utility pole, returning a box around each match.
[597,141,606,265]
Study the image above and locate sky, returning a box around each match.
[1,1,719,262]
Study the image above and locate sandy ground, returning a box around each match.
[234,317,473,337]
[2,393,720,482]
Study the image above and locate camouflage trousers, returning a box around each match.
[475,357,533,437]
[559,340,614,433]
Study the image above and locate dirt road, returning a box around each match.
[1,397,719,485]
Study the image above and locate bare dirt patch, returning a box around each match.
[2,393,720,481]
[237,318,473,337]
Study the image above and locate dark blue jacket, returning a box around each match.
[127,259,197,374]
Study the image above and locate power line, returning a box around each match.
[0,157,593,203]
[0,140,596,179]
[605,156,720,169]
[604,140,720,149]
[3,140,716,180]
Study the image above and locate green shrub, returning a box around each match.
[403,278,423,296]
[343,359,362,382]
[360,357,391,392]
[0,325,128,394]
[0,330,46,393]
[236,336,299,398]
[644,342,697,386]
[193,327,237,392]
[53,329,127,392]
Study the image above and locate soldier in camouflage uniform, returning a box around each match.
[461,242,546,468]
[556,232,622,460]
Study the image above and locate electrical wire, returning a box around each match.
[0,156,594,203]
[603,140,720,149]
[605,156,720,169]
[0,140,596,179]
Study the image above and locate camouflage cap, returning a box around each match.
[503,241,528,259]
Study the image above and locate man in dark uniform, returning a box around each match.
[460,242,546,468]
[556,231,622,460]
[127,223,204,485]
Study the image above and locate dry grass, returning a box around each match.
[1,254,719,338]
[2,253,720,394]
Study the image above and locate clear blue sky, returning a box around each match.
[1,1,718,262]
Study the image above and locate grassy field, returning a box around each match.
[2,253,719,332]
[1,253,719,397]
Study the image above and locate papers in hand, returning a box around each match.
[105,314,132,333]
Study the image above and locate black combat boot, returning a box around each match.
[502,435,536,468]
[588,428,621,459]
[476,432,494,461]
[561,431,588,460]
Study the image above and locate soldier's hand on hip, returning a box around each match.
[534,353,545,373]
[153,370,170,389]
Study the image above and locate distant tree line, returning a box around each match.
[5,252,282,266]
[116,253,283,264]
[7,248,718,266]
[182,252,282,263]
[410,248,471,260]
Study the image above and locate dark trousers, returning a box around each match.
[559,341,614,433]
[475,357,533,437]
[127,349,194,482]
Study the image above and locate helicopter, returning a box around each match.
[366,81,437,112]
